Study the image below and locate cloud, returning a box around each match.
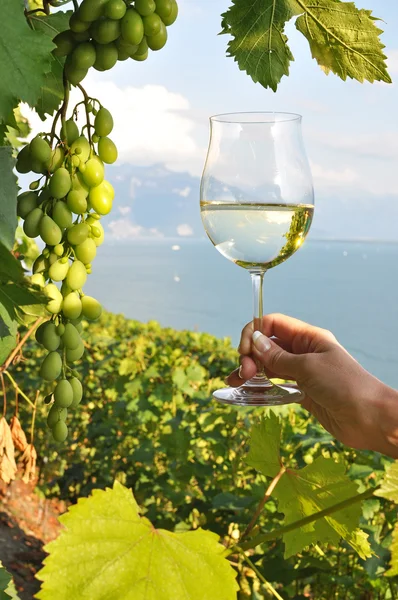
[387,49,398,75]
[130,177,142,199]
[118,206,131,216]
[173,186,191,197]
[310,162,358,187]
[177,223,193,237]
[107,218,163,240]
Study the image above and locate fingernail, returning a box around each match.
[238,365,244,379]
[252,331,271,352]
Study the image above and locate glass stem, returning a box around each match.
[250,270,272,385]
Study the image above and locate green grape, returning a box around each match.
[143,13,162,36]
[60,119,80,146]
[121,9,144,45]
[71,172,89,198]
[92,133,100,143]
[93,42,118,71]
[67,190,87,214]
[155,0,172,20]
[86,217,104,246]
[31,273,46,288]
[136,36,148,54]
[42,322,61,352]
[62,292,82,319]
[136,0,156,16]
[78,0,107,21]
[61,281,72,296]
[116,46,130,61]
[47,405,67,428]
[71,42,96,69]
[75,238,97,264]
[161,0,178,25]
[72,155,80,168]
[52,420,68,442]
[54,379,74,408]
[91,18,121,44]
[30,136,51,168]
[57,323,66,336]
[62,323,81,351]
[105,0,127,19]
[49,147,65,174]
[131,49,148,61]
[94,107,113,136]
[33,254,49,274]
[65,59,88,86]
[50,167,72,199]
[39,351,62,381]
[115,37,138,55]
[66,260,87,290]
[39,187,51,203]
[97,137,117,164]
[72,30,91,42]
[147,21,167,50]
[69,12,91,33]
[67,222,89,246]
[69,377,83,408]
[48,252,59,266]
[53,30,76,57]
[81,295,102,320]
[39,215,62,246]
[54,244,64,257]
[31,157,47,175]
[29,180,40,191]
[44,283,63,314]
[16,144,32,174]
[88,182,113,215]
[70,136,91,163]
[23,207,43,239]
[43,247,50,257]
[100,178,114,199]
[49,259,70,282]
[17,191,37,219]
[82,157,104,187]
[53,201,73,229]
[66,340,85,363]
[35,321,48,345]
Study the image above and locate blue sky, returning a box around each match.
[28,0,398,239]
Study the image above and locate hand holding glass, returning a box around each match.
[200,113,314,406]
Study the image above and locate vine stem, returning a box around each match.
[77,83,93,146]
[30,390,39,444]
[1,316,44,373]
[240,466,286,542]
[237,547,285,600]
[1,374,6,417]
[227,488,376,555]
[60,71,70,142]
[3,371,35,409]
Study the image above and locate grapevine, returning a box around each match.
[17,0,179,443]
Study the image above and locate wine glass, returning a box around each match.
[200,112,314,406]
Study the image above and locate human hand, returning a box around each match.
[226,313,398,458]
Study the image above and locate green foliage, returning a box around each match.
[0,148,18,250]
[376,461,398,576]
[27,11,73,119]
[247,416,371,558]
[36,481,238,600]
[0,0,55,124]
[0,562,19,600]
[221,0,391,90]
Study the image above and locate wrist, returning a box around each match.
[372,383,398,458]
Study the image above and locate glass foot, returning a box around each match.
[213,380,304,407]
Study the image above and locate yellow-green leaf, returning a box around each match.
[36,481,238,600]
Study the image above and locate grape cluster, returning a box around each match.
[53,0,178,84]
[16,105,116,442]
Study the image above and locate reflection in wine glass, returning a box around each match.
[200,112,314,406]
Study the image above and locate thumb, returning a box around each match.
[252,331,305,380]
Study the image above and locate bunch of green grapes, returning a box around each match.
[53,0,178,84]
[15,104,116,442]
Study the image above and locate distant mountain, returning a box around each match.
[102,163,397,242]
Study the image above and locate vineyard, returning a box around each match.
[0,0,397,599]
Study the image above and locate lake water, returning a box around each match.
[84,239,398,389]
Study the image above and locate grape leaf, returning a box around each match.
[375,461,398,503]
[246,411,282,478]
[28,12,72,119]
[221,0,300,91]
[0,561,19,600]
[0,148,18,250]
[246,417,371,559]
[295,0,391,84]
[36,481,239,600]
[0,242,24,283]
[0,301,17,366]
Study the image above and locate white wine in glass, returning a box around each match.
[200,112,314,406]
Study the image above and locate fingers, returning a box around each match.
[226,356,257,387]
[251,331,309,381]
[239,313,336,356]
